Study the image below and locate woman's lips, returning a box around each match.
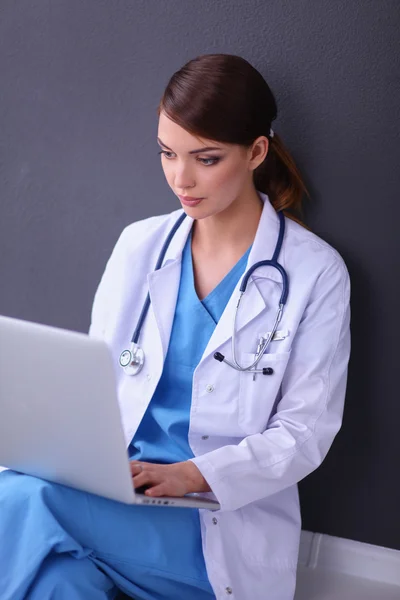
[178,195,204,207]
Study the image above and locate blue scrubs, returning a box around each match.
[0,229,251,600]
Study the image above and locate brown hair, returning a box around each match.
[157,53,310,226]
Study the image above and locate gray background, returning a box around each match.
[1,1,399,550]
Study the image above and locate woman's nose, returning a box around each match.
[174,165,195,190]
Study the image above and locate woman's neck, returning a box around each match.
[191,189,263,257]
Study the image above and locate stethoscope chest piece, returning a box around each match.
[119,344,145,375]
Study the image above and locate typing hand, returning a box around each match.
[129,460,211,497]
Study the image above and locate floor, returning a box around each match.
[294,566,400,600]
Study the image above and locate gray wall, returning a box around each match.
[1,1,399,550]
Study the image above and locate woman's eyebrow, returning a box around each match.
[157,137,222,154]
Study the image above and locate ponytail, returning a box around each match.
[254,133,310,227]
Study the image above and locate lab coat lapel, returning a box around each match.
[199,193,285,362]
[146,212,194,360]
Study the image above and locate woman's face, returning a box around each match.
[157,111,267,220]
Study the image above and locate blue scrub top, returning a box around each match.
[127,228,252,598]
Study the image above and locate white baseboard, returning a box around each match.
[299,530,400,587]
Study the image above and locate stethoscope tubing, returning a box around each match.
[230,211,287,372]
[131,212,187,345]
[120,209,288,376]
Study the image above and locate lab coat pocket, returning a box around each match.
[238,351,291,435]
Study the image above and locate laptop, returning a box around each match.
[0,314,220,511]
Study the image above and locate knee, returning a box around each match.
[0,471,78,512]
[0,471,49,514]
[0,470,47,497]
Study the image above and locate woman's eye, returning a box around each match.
[158,151,220,166]
[198,157,220,166]
[160,151,174,159]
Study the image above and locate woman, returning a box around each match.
[0,54,351,600]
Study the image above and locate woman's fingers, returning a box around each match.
[144,483,166,497]
[130,462,169,495]
[130,462,153,488]
[128,461,192,497]
[130,463,144,476]
[129,460,150,473]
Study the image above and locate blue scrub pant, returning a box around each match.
[26,555,115,599]
[0,470,214,600]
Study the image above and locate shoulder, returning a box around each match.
[112,208,184,255]
[284,216,350,286]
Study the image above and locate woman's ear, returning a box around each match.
[248,136,269,171]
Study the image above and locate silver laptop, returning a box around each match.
[0,315,220,511]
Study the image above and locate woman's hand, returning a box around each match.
[129,460,211,497]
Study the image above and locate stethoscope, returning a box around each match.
[119,210,288,377]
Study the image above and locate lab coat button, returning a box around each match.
[212,517,218,524]
[225,587,233,594]
[206,384,214,393]
[146,373,151,381]
[201,435,209,440]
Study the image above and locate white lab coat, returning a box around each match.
[89,192,351,600]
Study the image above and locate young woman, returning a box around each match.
[0,54,351,600]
